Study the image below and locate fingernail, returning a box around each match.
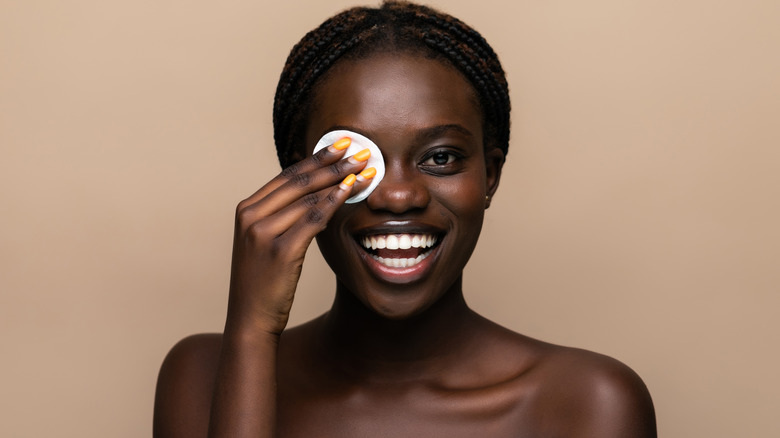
[339,174,356,190]
[349,148,371,163]
[329,137,351,153]
[356,167,377,181]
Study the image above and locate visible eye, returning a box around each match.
[421,151,458,166]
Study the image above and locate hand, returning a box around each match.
[225,140,374,337]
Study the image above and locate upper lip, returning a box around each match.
[351,220,447,238]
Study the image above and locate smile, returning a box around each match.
[358,233,439,268]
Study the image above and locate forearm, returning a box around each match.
[208,328,280,438]
[205,141,368,437]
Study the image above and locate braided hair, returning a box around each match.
[273,0,510,168]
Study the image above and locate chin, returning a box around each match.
[316,208,482,322]
[360,291,439,321]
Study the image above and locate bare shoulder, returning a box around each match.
[153,333,223,438]
[456,316,655,436]
[528,343,657,437]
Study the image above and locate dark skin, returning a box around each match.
[154,53,656,437]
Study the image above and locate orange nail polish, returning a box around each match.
[352,148,371,162]
[340,174,356,189]
[358,167,377,179]
[331,137,351,151]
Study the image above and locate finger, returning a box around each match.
[242,138,353,207]
[244,174,357,258]
[239,148,371,227]
[252,167,377,238]
[279,175,359,249]
[354,166,377,186]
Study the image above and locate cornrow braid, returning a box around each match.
[273,0,510,169]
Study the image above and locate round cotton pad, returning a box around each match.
[312,130,385,204]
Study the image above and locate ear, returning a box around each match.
[484,146,505,209]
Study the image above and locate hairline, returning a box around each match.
[292,46,489,162]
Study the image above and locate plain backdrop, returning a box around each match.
[2,1,779,437]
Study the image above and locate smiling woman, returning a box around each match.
[311,54,496,319]
[153,2,656,437]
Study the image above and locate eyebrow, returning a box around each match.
[414,124,474,144]
[324,123,474,143]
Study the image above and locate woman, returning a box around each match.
[154,2,656,437]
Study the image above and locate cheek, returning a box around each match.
[430,171,487,219]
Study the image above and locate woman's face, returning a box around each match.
[305,52,503,319]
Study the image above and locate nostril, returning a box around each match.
[365,177,430,214]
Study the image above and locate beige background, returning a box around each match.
[2,0,778,436]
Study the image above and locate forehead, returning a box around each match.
[305,53,483,151]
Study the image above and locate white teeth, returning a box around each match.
[358,233,440,269]
[372,252,430,268]
[359,233,438,250]
[386,235,399,250]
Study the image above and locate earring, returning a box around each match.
[485,195,491,208]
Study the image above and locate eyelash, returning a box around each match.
[419,149,463,171]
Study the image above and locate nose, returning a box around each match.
[365,164,430,214]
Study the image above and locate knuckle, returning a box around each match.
[246,220,266,238]
[329,159,347,176]
[302,193,320,207]
[236,197,252,214]
[280,163,300,179]
[310,150,325,166]
[289,172,312,188]
[325,190,339,206]
[246,220,273,244]
[304,207,325,224]
[235,204,253,227]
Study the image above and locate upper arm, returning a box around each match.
[536,349,656,438]
[579,358,657,437]
[561,353,657,438]
[153,333,222,438]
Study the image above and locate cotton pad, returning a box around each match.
[312,130,385,204]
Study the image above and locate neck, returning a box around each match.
[315,277,478,382]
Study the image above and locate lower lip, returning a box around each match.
[356,243,440,284]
